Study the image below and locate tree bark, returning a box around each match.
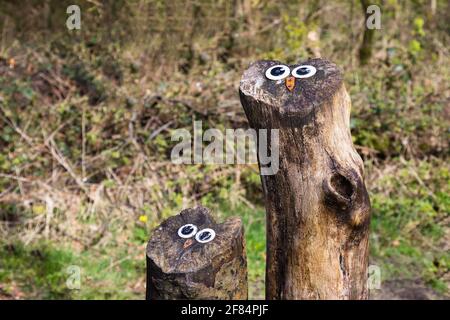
[239,59,371,300]
[146,206,248,300]
[359,0,376,65]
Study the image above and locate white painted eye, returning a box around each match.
[292,65,317,78]
[177,224,198,238]
[265,65,291,80]
[195,228,216,243]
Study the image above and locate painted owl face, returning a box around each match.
[177,223,216,243]
[239,58,343,119]
[147,206,242,274]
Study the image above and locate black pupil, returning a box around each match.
[296,67,310,75]
[199,231,211,241]
[181,225,193,235]
[270,67,285,76]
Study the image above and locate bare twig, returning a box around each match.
[0,105,34,145]
[147,120,174,141]
[43,134,88,195]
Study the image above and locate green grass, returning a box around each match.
[0,200,267,300]
[1,164,448,299]
[369,159,449,294]
[0,240,145,300]
[0,243,75,299]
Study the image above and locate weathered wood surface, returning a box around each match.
[239,58,371,300]
[146,206,248,300]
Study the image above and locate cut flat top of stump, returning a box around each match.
[239,58,343,117]
[146,206,243,274]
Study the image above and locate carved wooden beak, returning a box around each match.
[183,238,194,249]
[285,76,295,91]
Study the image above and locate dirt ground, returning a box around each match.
[370,279,449,300]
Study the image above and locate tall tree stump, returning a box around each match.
[239,58,371,299]
[146,206,248,300]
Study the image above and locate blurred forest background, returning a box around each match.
[0,0,448,299]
